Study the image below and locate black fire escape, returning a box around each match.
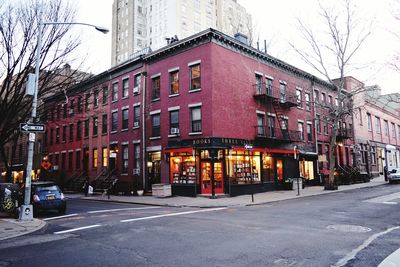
[253,81,301,145]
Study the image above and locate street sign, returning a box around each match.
[20,123,45,133]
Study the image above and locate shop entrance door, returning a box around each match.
[201,161,223,194]
[147,152,161,191]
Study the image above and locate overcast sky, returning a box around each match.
[73,0,400,94]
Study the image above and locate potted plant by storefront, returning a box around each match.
[135,181,144,196]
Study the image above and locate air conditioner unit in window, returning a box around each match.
[133,168,140,175]
[171,128,180,135]
[133,121,140,127]
[133,86,139,94]
[69,109,74,115]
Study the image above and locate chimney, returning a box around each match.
[234,32,248,45]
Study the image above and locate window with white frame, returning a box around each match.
[296,89,302,108]
[133,105,140,127]
[152,76,160,100]
[122,109,129,130]
[307,123,312,141]
[134,144,140,170]
[190,107,202,133]
[133,74,141,94]
[170,70,179,95]
[190,64,201,90]
[384,120,389,136]
[279,82,286,102]
[267,115,275,137]
[122,145,128,173]
[375,116,381,134]
[169,110,179,134]
[298,122,304,140]
[112,83,118,101]
[305,92,311,111]
[257,114,265,136]
[151,113,160,137]
[367,113,372,131]
[266,78,273,96]
[122,78,129,98]
[111,111,118,132]
[255,74,262,95]
[391,122,395,138]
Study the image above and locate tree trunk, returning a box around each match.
[326,122,338,190]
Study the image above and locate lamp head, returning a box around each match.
[95,26,109,34]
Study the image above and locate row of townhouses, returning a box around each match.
[2,28,400,196]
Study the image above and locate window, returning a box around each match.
[102,114,107,134]
[93,148,98,169]
[77,96,82,113]
[169,110,179,134]
[102,86,108,104]
[267,116,275,137]
[151,114,160,137]
[111,111,118,132]
[305,93,311,111]
[133,106,140,127]
[55,154,59,168]
[279,82,286,102]
[68,151,73,170]
[307,123,312,141]
[328,95,333,106]
[170,70,179,95]
[391,122,395,138]
[151,76,160,100]
[122,109,129,130]
[93,90,99,107]
[335,98,339,107]
[375,116,381,134]
[50,128,54,145]
[298,122,304,140]
[266,78,273,96]
[61,153,66,170]
[69,124,74,142]
[76,121,82,140]
[69,99,75,116]
[324,122,329,135]
[56,128,60,143]
[367,113,372,131]
[314,90,319,104]
[122,145,128,173]
[112,83,118,101]
[84,119,89,137]
[56,105,61,119]
[133,74,141,94]
[296,89,302,108]
[384,120,389,136]
[255,74,263,94]
[321,93,326,106]
[134,144,140,170]
[316,114,321,133]
[122,78,129,98]
[62,125,67,142]
[398,125,400,140]
[257,114,265,136]
[85,93,90,111]
[76,150,81,170]
[371,146,376,165]
[190,64,201,90]
[190,107,202,133]
[102,148,108,167]
[63,104,67,118]
[93,117,98,136]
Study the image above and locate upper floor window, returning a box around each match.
[169,110,179,135]
[122,78,129,98]
[391,122,395,138]
[306,123,312,141]
[111,111,118,132]
[102,86,108,104]
[321,93,326,106]
[133,105,140,127]
[69,99,75,116]
[133,74,141,94]
[266,78,273,96]
[69,124,74,142]
[102,114,107,134]
[384,120,389,136]
[85,93,90,111]
[190,107,202,133]
[328,95,333,107]
[121,145,128,174]
[93,90,99,107]
[367,113,372,131]
[298,122,304,141]
[93,117,98,136]
[76,121,82,140]
[63,104,67,118]
[77,96,82,113]
[84,119,89,137]
[62,125,67,142]
[170,70,179,95]
[122,109,129,130]
[314,90,319,104]
[255,74,262,95]
[316,114,321,133]
[152,76,160,100]
[375,116,381,134]
[267,116,275,138]
[112,83,118,101]
[151,113,160,137]
[305,92,311,111]
[190,64,201,90]
[257,114,265,137]
[279,82,286,102]
[296,89,302,108]
[57,105,61,119]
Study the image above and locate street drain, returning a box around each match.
[326,224,371,233]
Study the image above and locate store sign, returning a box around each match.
[192,137,253,148]
[244,144,253,150]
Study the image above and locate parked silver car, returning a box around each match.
[388,168,400,184]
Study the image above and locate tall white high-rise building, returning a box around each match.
[111,0,252,66]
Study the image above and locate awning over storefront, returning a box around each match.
[163,147,193,153]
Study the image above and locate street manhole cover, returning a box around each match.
[327,224,371,233]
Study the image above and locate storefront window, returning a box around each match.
[263,154,275,182]
[226,151,261,184]
[170,153,196,184]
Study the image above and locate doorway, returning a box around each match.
[147,152,161,190]
[201,161,223,194]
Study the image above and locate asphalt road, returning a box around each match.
[0,184,400,267]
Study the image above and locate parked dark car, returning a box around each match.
[31,181,66,216]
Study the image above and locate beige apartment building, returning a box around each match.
[111,0,252,66]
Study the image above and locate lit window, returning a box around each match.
[170,71,179,95]
[190,64,201,90]
[190,107,202,133]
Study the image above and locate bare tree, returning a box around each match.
[0,0,85,181]
[289,0,371,189]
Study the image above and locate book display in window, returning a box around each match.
[201,162,211,189]
[171,157,196,184]
[214,162,223,188]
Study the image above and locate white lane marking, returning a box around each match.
[378,248,400,267]
[383,202,398,205]
[332,226,400,267]
[88,206,160,214]
[54,224,101,235]
[121,207,228,223]
[43,214,79,221]
[364,192,400,204]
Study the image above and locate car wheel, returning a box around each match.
[59,206,66,214]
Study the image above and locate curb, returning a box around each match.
[0,218,47,241]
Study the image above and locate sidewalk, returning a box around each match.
[81,175,388,208]
[0,176,388,242]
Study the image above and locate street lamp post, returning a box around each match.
[19,7,108,220]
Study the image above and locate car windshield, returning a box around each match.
[36,185,59,192]
[390,168,400,173]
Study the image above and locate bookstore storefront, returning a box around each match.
[165,138,298,196]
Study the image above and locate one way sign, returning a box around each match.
[20,123,45,133]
